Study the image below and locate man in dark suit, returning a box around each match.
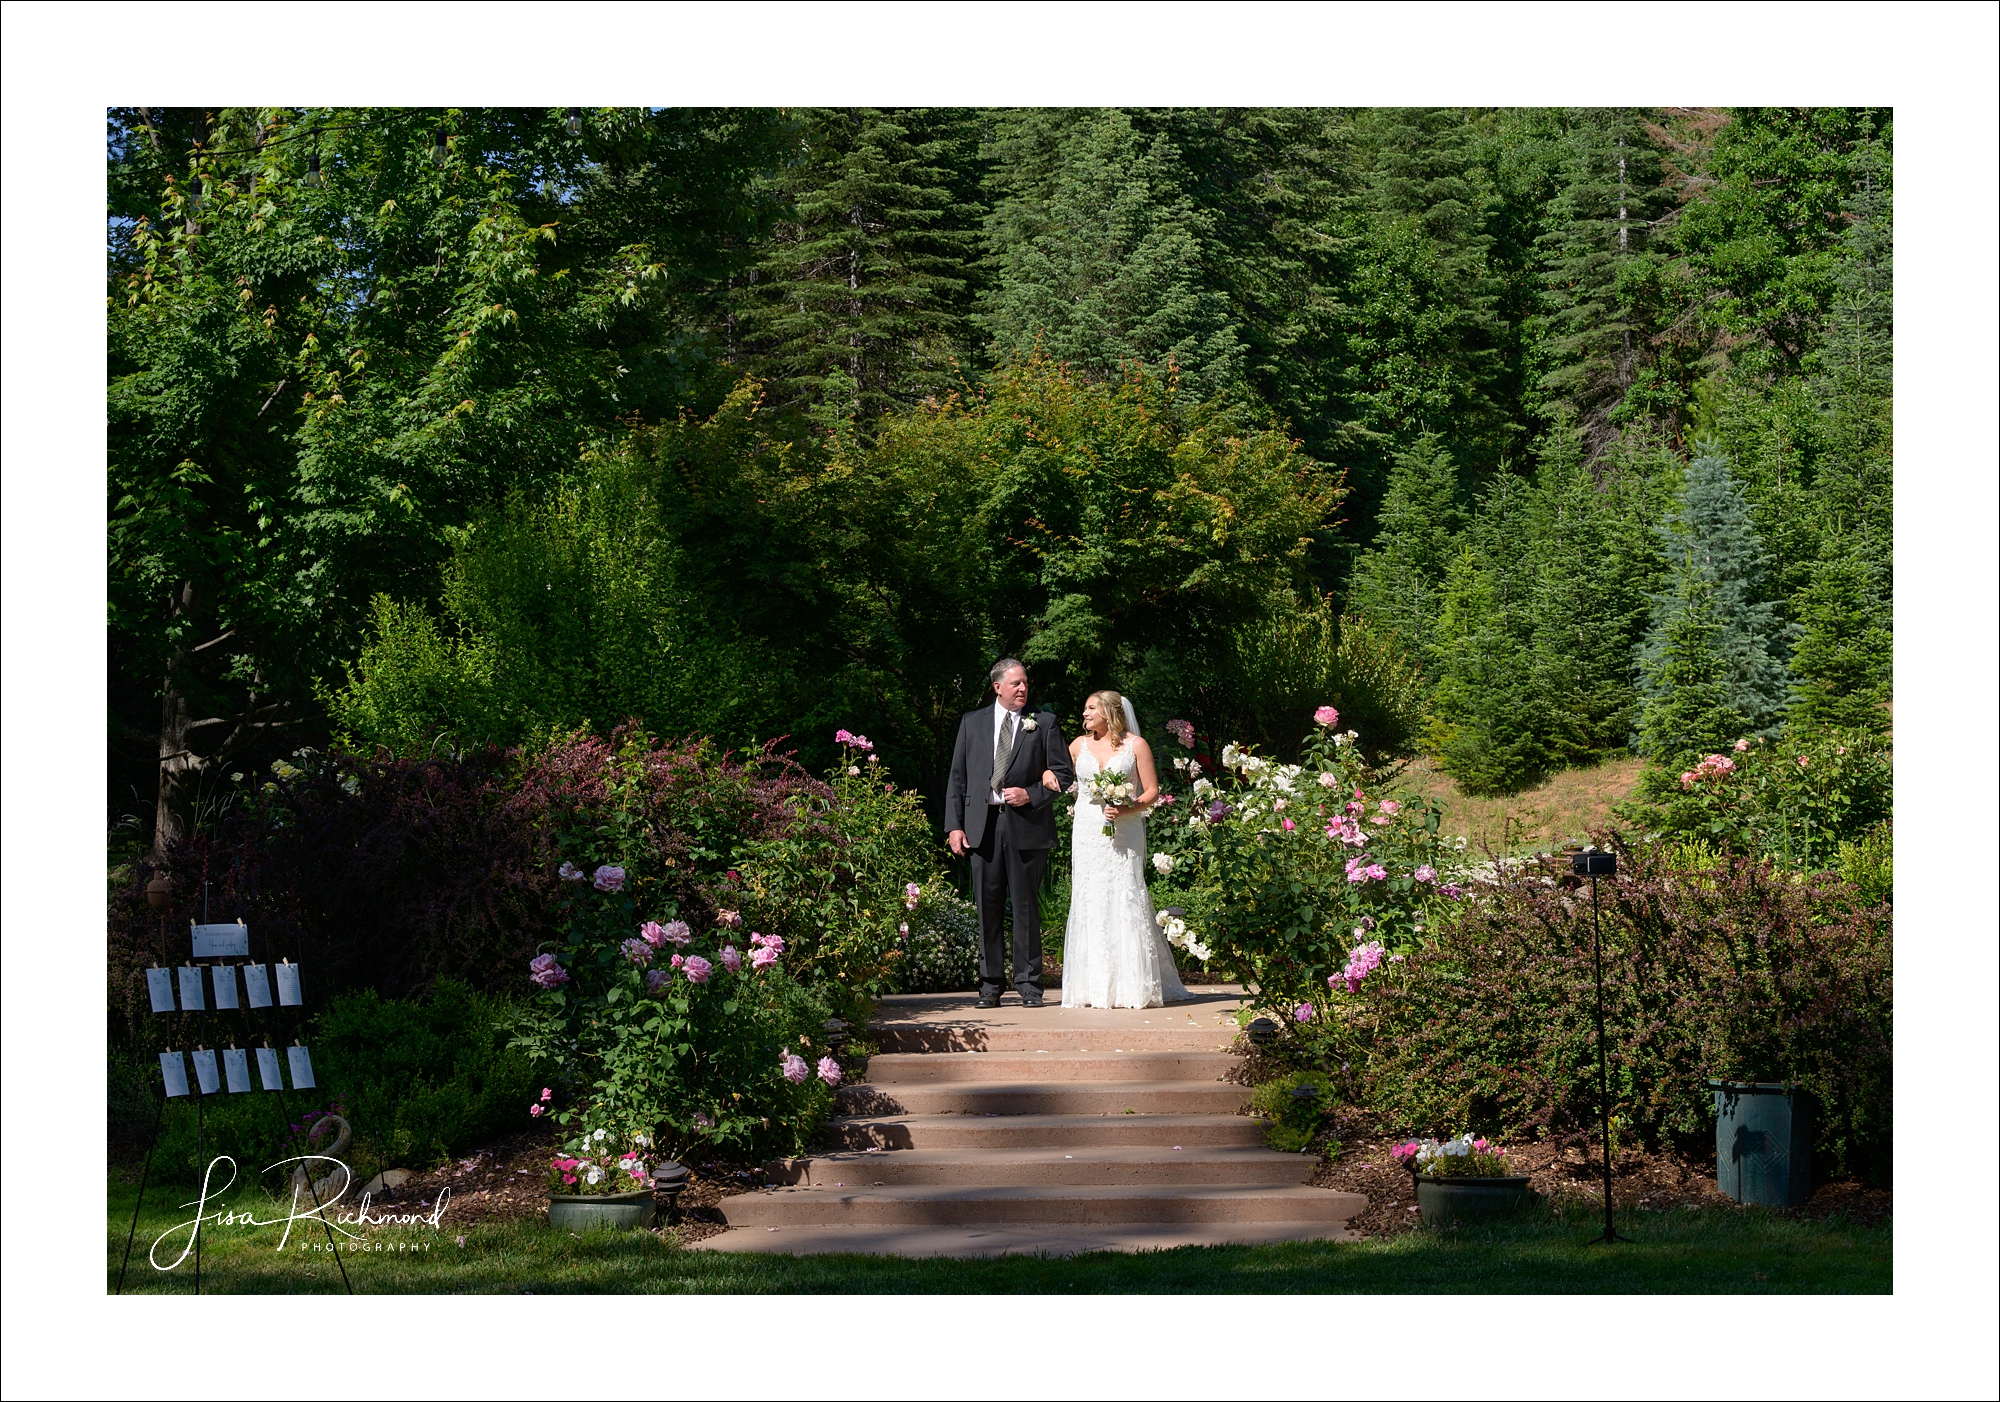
[944,658,1075,1007]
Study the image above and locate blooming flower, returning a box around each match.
[1414,864,1437,883]
[541,1087,553,1102]
[1151,852,1176,875]
[528,953,570,989]
[905,882,922,909]
[1734,738,1752,752]
[1390,1142,1418,1166]
[1314,705,1340,727]
[670,953,684,969]
[1681,753,1738,788]
[529,1103,544,1117]
[752,933,785,955]
[1344,855,1387,883]
[780,1052,809,1084]
[558,861,585,881]
[660,920,691,947]
[640,921,668,947]
[1440,883,1465,900]
[621,938,653,967]
[817,1056,843,1087]
[593,865,626,893]
[1294,1002,1315,1022]
[716,909,743,929]
[645,969,671,994]
[751,946,780,971]
[1166,718,1196,748]
[1377,799,1400,816]
[1341,940,1385,993]
[1796,756,1809,768]
[720,945,742,973]
[1281,818,1295,832]
[1206,799,1230,823]
[683,955,713,985]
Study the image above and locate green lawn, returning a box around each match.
[109,1175,1888,1294]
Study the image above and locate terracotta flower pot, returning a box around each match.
[547,1188,656,1232]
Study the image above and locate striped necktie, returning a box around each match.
[991,710,1016,794]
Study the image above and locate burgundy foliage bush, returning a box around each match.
[107,731,829,1053]
[1331,833,1892,1180]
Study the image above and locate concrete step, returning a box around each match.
[825,1112,1268,1151]
[767,1144,1313,1188]
[863,1050,1238,1085]
[719,1183,1368,1228]
[690,1220,1356,1257]
[835,1080,1251,1118]
[874,1025,1238,1054]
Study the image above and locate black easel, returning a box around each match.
[1576,849,1630,1246]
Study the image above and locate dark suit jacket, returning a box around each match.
[944,706,1075,852]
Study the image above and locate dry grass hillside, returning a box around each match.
[1378,754,1647,856]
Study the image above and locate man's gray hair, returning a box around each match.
[989,657,1027,685]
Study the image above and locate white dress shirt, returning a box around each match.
[990,698,1026,804]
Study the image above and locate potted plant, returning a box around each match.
[1392,1133,1532,1221]
[546,1127,658,1232]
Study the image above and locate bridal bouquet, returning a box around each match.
[1086,768,1139,837]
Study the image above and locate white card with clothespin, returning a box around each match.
[146,967,176,1014]
[223,1047,251,1093]
[256,1046,284,1091]
[243,962,272,1009]
[287,1043,316,1090]
[160,1051,190,1098]
[276,960,302,1007]
[191,1048,220,1095]
[211,964,240,1010]
[177,965,206,1012]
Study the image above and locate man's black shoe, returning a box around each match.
[1019,992,1044,1007]
[975,995,1001,1008]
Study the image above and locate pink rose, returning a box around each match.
[641,921,667,947]
[720,945,742,973]
[621,938,653,967]
[1165,718,1195,748]
[670,952,684,969]
[834,728,875,752]
[716,909,743,929]
[1317,772,1338,789]
[1377,799,1400,815]
[540,1088,553,1102]
[780,1052,809,1084]
[1294,1002,1314,1022]
[817,1056,843,1087]
[528,953,570,989]
[645,969,671,994]
[757,934,785,956]
[1796,756,1809,768]
[661,920,691,947]
[904,882,922,909]
[1313,705,1339,727]
[529,1103,544,1117]
[593,864,626,893]
[751,946,780,971]
[1734,738,1752,752]
[557,861,585,882]
[683,956,713,985]
[1282,818,1295,832]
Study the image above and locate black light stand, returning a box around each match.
[1574,848,1630,1245]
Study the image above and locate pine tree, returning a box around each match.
[977,109,1245,402]
[1528,108,1670,457]
[1345,433,1465,673]
[737,108,980,418]
[1788,538,1891,731]
[1638,446,1792,736]
[1425,473,1547,793]
[1637,559,1747,765]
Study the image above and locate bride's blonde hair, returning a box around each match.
[1087,690,1129,743]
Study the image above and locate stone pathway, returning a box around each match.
[693,988,1367,1257]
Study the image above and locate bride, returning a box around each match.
[1045,690,1191,1009]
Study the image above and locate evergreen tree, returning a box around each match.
[1787,538,1892,731]
[737,108,980,418]
[1518,418,1651,765]
[1528,108,1670,457]
[1345,434,1465,671]
[976,109,1244,401]
[1637,559,1746,765]
[1425,473,1546,793]
[1638,447,1792,737]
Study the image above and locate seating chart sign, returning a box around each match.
[191,922,250,958]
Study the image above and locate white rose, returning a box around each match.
[1152,853,1175,874]
[1021,716,1038,731]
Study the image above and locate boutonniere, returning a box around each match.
[1021,716,1038,732]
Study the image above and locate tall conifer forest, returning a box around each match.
[108,106,1893,847]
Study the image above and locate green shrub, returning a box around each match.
[1249,1070,1338,1154]
[896,888,980,994]
[140,980,535,1186]
[1837,820,1892,906]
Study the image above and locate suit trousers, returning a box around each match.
[969,806,1047,998]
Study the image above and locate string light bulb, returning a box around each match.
[433,128,449,166]
[566,107,583,138]
[303,135,323,189]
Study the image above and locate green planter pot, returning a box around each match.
[1414,1173,1533,1223]
[548,1189,656,1232]
[1709,1080,1816,1207]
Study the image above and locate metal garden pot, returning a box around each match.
[1709,1080,1816,1207]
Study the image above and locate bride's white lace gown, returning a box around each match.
[1062,738,1191,1009]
